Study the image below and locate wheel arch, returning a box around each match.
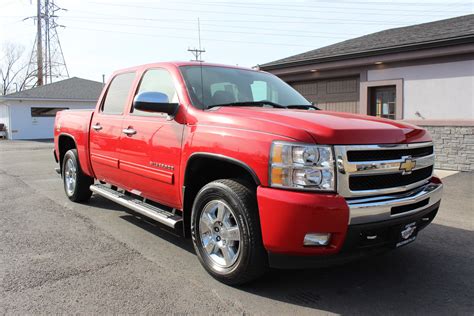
[182,153,261,237]
[58,133,78,174]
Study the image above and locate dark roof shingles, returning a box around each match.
[261,14,474,68]
[4,77,104,100]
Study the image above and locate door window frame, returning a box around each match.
[99,71,137,116]
[129,67,181,118]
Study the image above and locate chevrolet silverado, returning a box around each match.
[54,62,443,284]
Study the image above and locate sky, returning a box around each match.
[0,0,472,83]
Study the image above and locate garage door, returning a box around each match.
[290,77,360,113]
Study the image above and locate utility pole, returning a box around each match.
[45,0,52,83]
[36,0,43,86]
[26,0,69,87]
[188,18,205,62]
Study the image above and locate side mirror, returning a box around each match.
[133,92,179,116]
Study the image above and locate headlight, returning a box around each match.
[270,141,335,191]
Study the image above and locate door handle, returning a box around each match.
[122,128,137,136]
[92,123,103,131]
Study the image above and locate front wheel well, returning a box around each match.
[58,135,77,173]
[182,154,260,237]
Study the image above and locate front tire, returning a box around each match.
[62,149,94,202]
[191,179,267,285]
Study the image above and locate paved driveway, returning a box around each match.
[0,140,473,314]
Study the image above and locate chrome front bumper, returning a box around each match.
[347,181,443,224]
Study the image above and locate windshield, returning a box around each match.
[179,65,311,109]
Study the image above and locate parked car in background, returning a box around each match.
[0,123,6,139]
[54,62,443,285]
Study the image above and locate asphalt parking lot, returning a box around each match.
[0,140,473,315]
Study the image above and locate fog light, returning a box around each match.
[304,233,331,246]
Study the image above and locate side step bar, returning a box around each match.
[90,184,183,230]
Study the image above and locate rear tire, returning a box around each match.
[62,149,94,202]
[191,179,267,285]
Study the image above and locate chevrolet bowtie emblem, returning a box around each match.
[400,156,416,174]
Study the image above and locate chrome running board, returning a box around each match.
[90,184,182,229]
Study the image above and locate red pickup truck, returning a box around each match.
[54,62,443,284]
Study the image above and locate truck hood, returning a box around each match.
[205,107,431,144]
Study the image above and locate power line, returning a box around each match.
[66,26,320,48]
[294,0,473,6]
[88,2,436,24]
[71,7,470,26]
[103,0,472,10]
[65,15,361,36]
[89,0,472,16]
[88,2,473,27]
[62,18,355,40]
[60,6,471,47]
[137,0,473,16]
[203,0,472,10]
[68,13,402,25]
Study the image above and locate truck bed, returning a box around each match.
[54,109,94,177]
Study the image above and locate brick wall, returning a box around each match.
[424,126,474,171]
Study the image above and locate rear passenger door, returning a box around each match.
[90,72,136,187]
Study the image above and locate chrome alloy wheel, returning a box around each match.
[199,200,241,268]
[64,158,77,196]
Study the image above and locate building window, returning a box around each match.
[360,79,403,120]
[31,107,69,117]
[369,86,396,119]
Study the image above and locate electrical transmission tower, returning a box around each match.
[25,0,69,87]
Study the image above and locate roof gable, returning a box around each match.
[3,77,104,100]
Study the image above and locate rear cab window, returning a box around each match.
[101,72,136,115]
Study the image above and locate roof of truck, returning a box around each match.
[113,61,259,74]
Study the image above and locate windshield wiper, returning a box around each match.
[286,104,320,110]
[207,101,287,109]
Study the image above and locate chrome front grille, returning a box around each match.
[334,142,435,197]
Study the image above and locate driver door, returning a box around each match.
[118,68,184,209]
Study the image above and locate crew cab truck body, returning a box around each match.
[54,62,443,284]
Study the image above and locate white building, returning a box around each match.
[0,77,103,140]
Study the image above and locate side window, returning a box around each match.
[101,72,136,115]
[133,68,178,115]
